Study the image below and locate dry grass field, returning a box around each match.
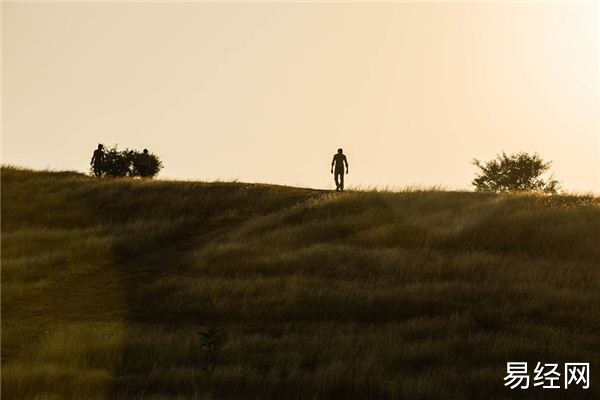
[2,166,599,399]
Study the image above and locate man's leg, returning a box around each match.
[334,172,340,191]
[339,171,344,191]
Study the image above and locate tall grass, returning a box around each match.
[2,166,599,399]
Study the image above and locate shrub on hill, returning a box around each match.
[472,151,559,193]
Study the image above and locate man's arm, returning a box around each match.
[331,156,335,173]
[344,156,349,173]
[91,152,95,165]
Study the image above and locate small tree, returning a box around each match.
[91,145,163,178]
[472,152,559,193]
[131,150,163,178]
[101,146,133,177]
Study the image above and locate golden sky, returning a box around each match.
[2,2,599,192]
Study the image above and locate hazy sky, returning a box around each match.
[2,2,599,192]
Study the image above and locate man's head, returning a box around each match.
[97,144,103,150]
[143,149,148,154]
[337,148,343,154]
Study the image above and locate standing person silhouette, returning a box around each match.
[138,149,151,178]
[331,148,349,191]
[90,144,104,177]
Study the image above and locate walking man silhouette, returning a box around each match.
[90,144,104,177]
[331,148,349,191]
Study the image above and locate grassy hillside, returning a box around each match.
[2,166,599,400]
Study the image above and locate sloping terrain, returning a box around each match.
[2,166,599,399]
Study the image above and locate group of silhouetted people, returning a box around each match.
[91,144,348,190]
[90,144,152,178]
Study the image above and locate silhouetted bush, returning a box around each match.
[101,146,133,178]
[472,151,559,193]
[92,145,163,178]
[131,150,162,178]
